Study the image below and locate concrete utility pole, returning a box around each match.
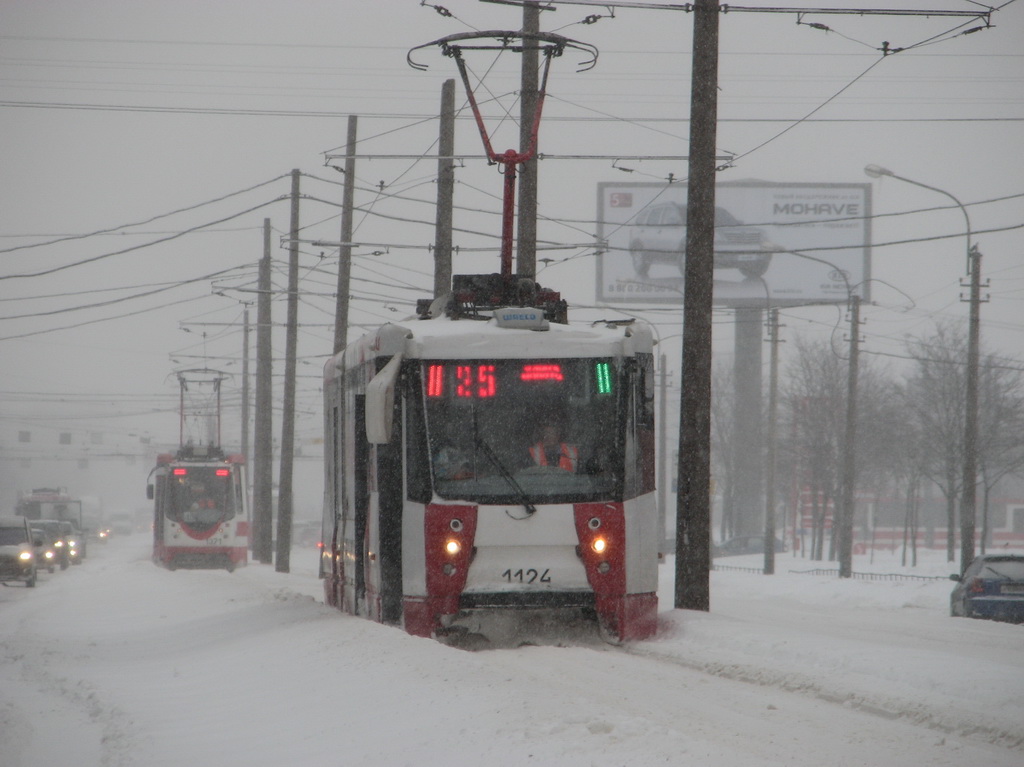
[764,308,781,575]
[675,0,718,613]
[241,304,251,495]
[838,295,861,578]
[334,115,357,355]
[516,0,542,280]
[659,354,669,553]
[434,82,455,299]
[276,169,300,573]
[961,243,982,575]
[253,218,274,563]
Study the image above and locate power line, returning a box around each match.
[2,100,1022,122]
[0,198,284,281]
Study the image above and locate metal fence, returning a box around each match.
[712,564,948,582]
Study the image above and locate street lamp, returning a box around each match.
[864,164,981,574]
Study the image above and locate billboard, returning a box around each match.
[596,181,871,307]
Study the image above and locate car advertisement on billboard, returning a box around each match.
[596,181,871,307]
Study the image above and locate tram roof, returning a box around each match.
[326,314,654,378]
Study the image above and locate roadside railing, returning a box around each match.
[712,564,948,582]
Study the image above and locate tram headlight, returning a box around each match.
[445,539,461,556]
[591,537,607,554]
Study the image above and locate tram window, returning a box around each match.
[404,367,431,504]
[166,467,237,529]
[421,359,623,504]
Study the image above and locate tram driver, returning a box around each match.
[528,422,579,473]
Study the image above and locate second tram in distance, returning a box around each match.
[149,445,249,572]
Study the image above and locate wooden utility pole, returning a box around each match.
[253,218,274,563]
[516,0,541,280]
[675,0,718,612]
[334,116,357,355]
[276,169,300,573]
[434,82,455,299]
[838,295,861,578]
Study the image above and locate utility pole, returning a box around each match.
[960,243,982,575]
[276,169,300,573]
[334,116,357,355]
[434,81,455,299]
[253,218,274,564]
[516,0,542,280]
[764,308,782,575]
[241,304,251,494]
[658,353,668,553]
[675,0,718,613]
[734,307,763,537]
[838,295,861,578]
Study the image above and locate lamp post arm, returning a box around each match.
[887,172,972,272]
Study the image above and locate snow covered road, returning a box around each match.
[1,535,1021,766]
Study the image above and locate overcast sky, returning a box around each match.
[2,1,1021,472]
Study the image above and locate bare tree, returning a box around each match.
[850,361,904,558]
[903,322,967,562]
[886,410,926,567]
[976,353,1024,552]
[781,337,902,562]
[781,338,845,561]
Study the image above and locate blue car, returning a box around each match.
[949,554,1024,623]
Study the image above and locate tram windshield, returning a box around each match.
[421,358,625,504]
[165,465,238,530]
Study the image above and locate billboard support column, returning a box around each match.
[734,306,764,537]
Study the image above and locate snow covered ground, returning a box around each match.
[2,534,1022,767]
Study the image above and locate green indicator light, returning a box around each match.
[595,362,612,394]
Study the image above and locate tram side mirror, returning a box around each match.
[147,484,154,500]
[365,353,404,444]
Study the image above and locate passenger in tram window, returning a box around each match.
[434,445,473,480]
[528,422,579,472]
[432,422,474,481]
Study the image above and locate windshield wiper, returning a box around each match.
[474,434,536,517]
[983,565,1015,581]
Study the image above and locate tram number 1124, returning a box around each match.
[502,568,552,584]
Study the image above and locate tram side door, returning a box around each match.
[353,394,369,613]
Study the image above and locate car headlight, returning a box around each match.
[19,551,33,562]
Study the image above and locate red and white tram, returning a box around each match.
[149,445,249,571]
[320,278,660,642]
